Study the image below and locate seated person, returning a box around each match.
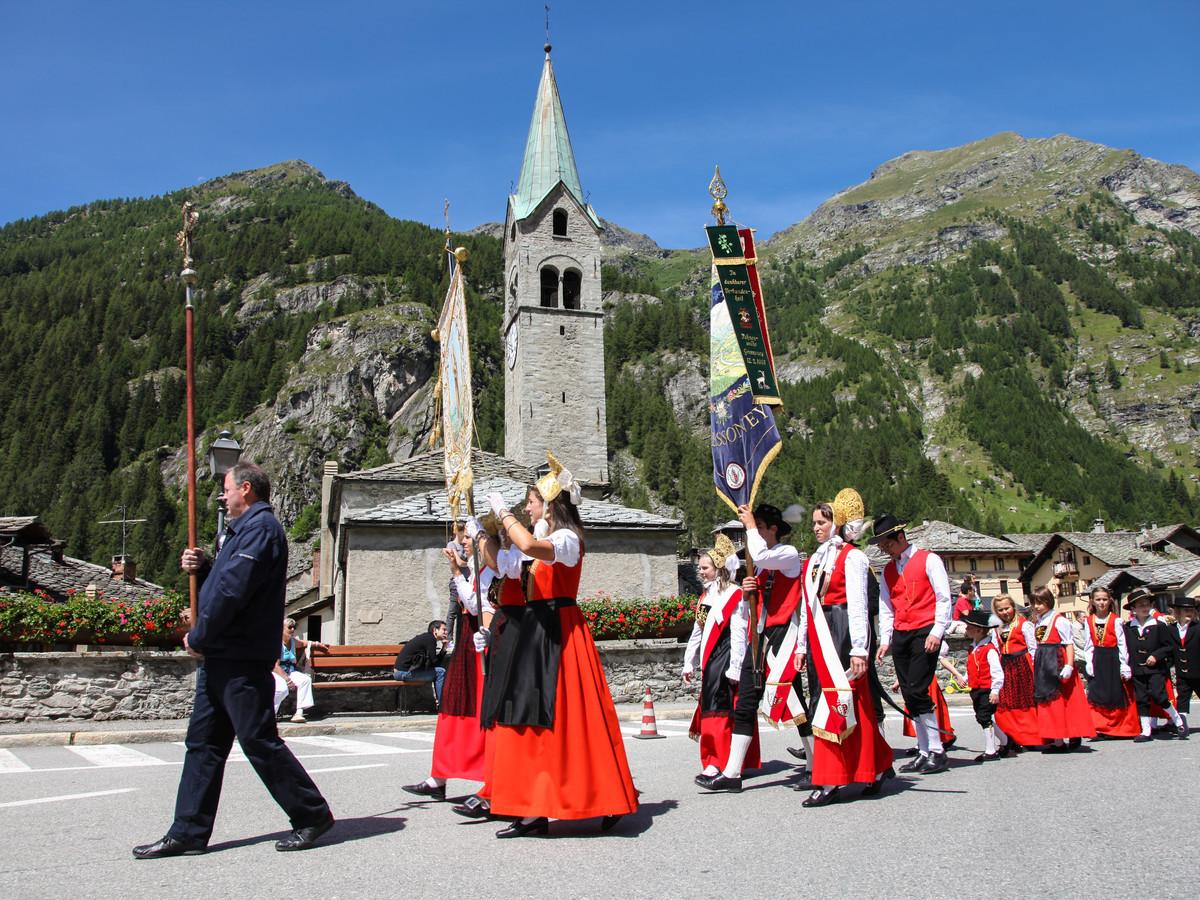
[394,621,449,706]
[272,618,327,723]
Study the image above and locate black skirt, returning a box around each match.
[1034,644,1065,704]
[479,599,570,729]
[805,604,851,713]
[440,607,479,717]
[1086,645,1129,711]
[700,628,734,714]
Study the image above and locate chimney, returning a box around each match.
[50,540,66,564]
[311,546,320,586]
[1092,518,1106,534]
[1129,557,1140,566]
[111,554,137,583]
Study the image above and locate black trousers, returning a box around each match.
[1177,675,1200,714]
[892,626,938,716]
[970,688,997,728]
[732,624,805,737]
[168,659,331,843]
[1131,669,1172,717]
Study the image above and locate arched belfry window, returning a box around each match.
[552,209,568,236]
[562,269,582,310]
[510,223,516,241]
[540,266,559,307]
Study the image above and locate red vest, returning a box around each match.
[883,548,938,631]
[802,543,855,607]
[1036,614,1064,645]
[762,569,802,627]
[967,641,996,690]
[1001,616,1031,654]
[498,576,526,607]
[1087,613,1117,648]
[530,552,583,601]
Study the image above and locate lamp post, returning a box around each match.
[208,430,242,547]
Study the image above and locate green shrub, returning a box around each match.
[0,589,186,647]
[579,594,697,640]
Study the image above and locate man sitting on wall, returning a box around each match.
[394,621,449,706]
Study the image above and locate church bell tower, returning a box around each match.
[502,44,608,485]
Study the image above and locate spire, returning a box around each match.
[511,50,599,226]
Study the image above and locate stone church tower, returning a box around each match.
[502,45,609,485]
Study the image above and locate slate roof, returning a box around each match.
[0,516,53,544]
[865,520,1025,568]
[1003,533,1055,554]
[1090,559,1200,593]
[339,448,537,485]
[349,476,682,531]
[0,544,165,602]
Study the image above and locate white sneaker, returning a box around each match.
[290,713,307,723]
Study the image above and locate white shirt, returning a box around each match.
[495,546,530,579]
[744,528,802,578]
[972,634,1005,692]
[682,581,749,681]
[1080,614,1131,678]
[1129,615,1157,637]
[546,528,581,568]
[451,567,496,616]
[796,538,871,659]
[877,544,952,647]
[1032,610,1073,658]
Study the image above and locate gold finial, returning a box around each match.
[176,201,199,271]
[708,165,728,225]
[453,247,469,263]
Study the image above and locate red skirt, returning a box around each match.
[996,652,1041,746]
[1036,671,1097,740]
[811,674,893,787]
[902,679,956,742]
[486,605,638,820]
[688,706,761,772]
[1090,681,1140,738]
[430,650,487,781]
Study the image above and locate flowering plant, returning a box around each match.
[0,591,187,647]
[579,594,698,641]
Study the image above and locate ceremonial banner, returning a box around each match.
[436,250,474,518]
[707,226,783,511]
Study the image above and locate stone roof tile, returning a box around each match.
[0,544,165,602]
[339,448,538,485]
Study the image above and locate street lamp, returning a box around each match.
[208,430,242,546]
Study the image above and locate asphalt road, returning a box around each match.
[0,711,1195,899]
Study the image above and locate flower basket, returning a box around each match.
[579,595,698,641]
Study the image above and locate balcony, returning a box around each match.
[1053,561,1078,578]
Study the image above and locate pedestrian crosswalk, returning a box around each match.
[0,722,693,776]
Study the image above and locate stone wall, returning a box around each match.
[0,652,196,723]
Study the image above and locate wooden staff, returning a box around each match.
[177,202,200,625]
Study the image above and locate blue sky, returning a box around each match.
[3,0,1197,248]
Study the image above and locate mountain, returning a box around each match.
[2,134,1198,586]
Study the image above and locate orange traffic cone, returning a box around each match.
[634,685,665,740]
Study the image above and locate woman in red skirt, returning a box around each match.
[992,594,1041,749]
[1081,586,1139,738]
[794,490,893,807]
[480,452,638,838]
[402,547,494,802]
[1031,585,1096,751]
[683,535,759,781]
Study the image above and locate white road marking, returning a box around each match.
[172,740,246,760]
[286,735,410,755]
[373,731,437,742]
[65,745,173,767]
[306,763,389,774]
[0,788,136,808]
[0,749,33,772]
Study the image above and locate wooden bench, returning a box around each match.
[309,643,435,715]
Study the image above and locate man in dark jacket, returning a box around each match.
[395,620,449,705]
[133,463,334,858]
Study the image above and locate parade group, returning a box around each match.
[395,458,1200,834]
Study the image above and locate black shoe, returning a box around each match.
[904,746,920,757]
[1043,743,1068,753]
[898,753,927,773]
[496,817,549,838]
[451,795,491,819]
[132,835,207,859]
[1159,727,1179,741]
[1067,737,1082,750]
[801,787,840,808]
[275,816,334,852]
[698,773,742,793]
[694,773,719,787]
[974,752,1001,763]
[790,769,813,791]
[919,751,950,774]
[1178,717,1190,740]
[861,768,895,797]
[600,815,623,833]
[1133,734,1153,743]
[999,743,1018,758]
[944,737,957,750]
[402,781,446,801]
[786,746,806,761]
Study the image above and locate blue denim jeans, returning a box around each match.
[394,667,446,704]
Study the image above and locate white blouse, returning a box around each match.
[796,539,871,659]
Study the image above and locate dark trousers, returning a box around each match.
[1132,670,1172,717]
[892,626,938,716]
[1177,676,1200,714]
[970,688,997,728]
[168,659,331,843]
[732,624,806,737]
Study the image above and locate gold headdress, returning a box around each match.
[830,488,865,528]
[535,451,582,505]
[708,533,736,571]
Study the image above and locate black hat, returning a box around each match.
[753,503,792,538]
[961,609,994,630]
[1169,595,1196,610]
[1123,586,1162,611]
[867,513,909,546]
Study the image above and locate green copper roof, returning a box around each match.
[511,53,600,227]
